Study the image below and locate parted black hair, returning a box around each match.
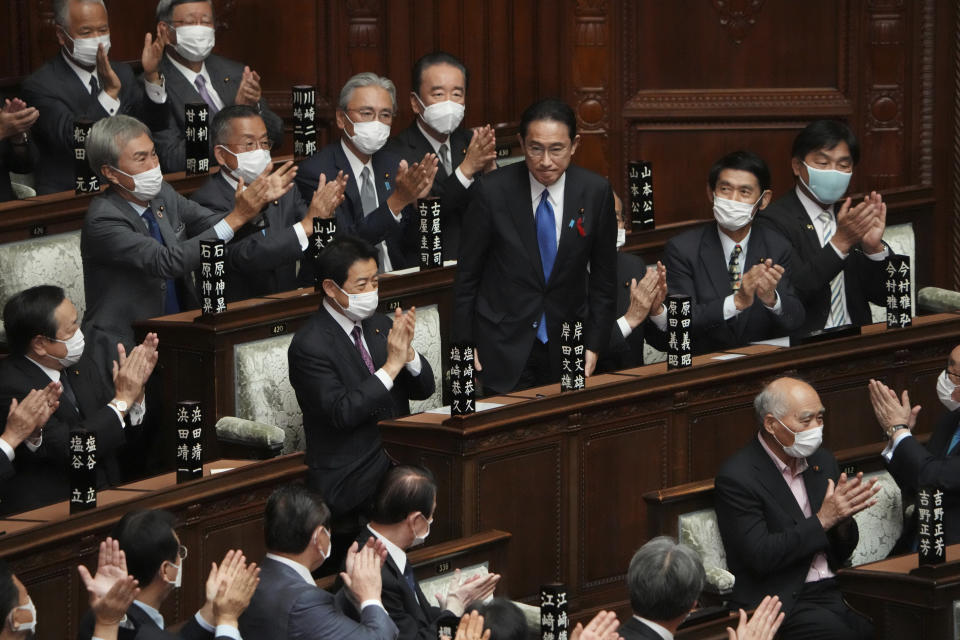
[370,465,436,524]
[520,98,576,141]
[468,598,528,640]
[112,509,179,587]
[211,104,262,148]
[264,484,331,554]
[708,150,771,193]
[791,119,860,166]
[156,0,214,23]
[2,285,66,357]
[317,236,379,287]
[412,52,469,95]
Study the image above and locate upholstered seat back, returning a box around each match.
[0,231,85,342]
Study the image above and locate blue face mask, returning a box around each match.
[802,163,852,205]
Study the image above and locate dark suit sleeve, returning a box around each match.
[664,237,726,331]
[888,435,960,494]
[396,355,435,401]
[769,242,805,333]
[451,184,495,344]
[714,467,832,578]
[848,249,891,307]
[378,583,444,640]
[0,452,13,482]
[21,71,111,161]
[290,590,398,640]
[584,184,617,353]
[759,210,847,304]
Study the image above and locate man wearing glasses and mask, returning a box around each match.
[295,73,438,272]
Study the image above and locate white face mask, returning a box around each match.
[415,94,465,135]
[173,25,215,62]
[937,369,960,412]
[219,147,272,185]
[316,526,332,563]
[344,114,391,156]
[713,193,765,232]
[164,557,183,589]
[8,597,36,634]
[52,327,84,369]
[773,417,823,459]
[64,32,110,68]
[111,165,163,202]
[616,228,626,249]
[410,514,432,548]
[334,285,378,322]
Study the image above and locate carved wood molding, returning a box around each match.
[575,0,607,46]
[953,0,960,289]
[346,0,379,48]
[918,0,935,186]
[622,89,854,120]
[710,0,767,45]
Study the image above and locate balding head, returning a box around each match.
[755,377,825,462]
[948,345,960,370]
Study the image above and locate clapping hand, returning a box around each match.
[868,378,921,435]
[0,99,39,140]
[726,595,784,640]
[77,537,129,602]
[570,610,621,640]
[437,569,500,616]
[235,66,263,106]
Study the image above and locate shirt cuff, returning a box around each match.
[375,368,394,391]
[24,434,41,452]
[455,166,474,189]
[866,246,890,261]
[98,91,121,116]
[617,316,633,339]
[882,431,912,461]
[195,611,214,631]
[764,291,783,315]
[0,438,15,462]
[108,403,126,428]
[214,219,236,242]
[648,306,668,331]
[215,625,241,640]
[129,398,146,426]
[829,241,849,260]
[405,352,423,376]
[144,77,167,104]
[293,222,309,251]
[723,295,741,320]
[360,599,386,613]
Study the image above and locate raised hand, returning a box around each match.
[754,261,784,307]
[77,537,129,602]
[816,471,881,530]
[340,540,383,603]
[3,384,60,448]
[0,99,39,140]
[384,307,416,377]
[235,66,262,106]
[832,196,878,253]
[389,155,440,211]
[90,574,140,640]
[441,570,500,616]
[304,171,348,232]
[96,43,122,100]
[213,559,259,627]
[570,610,621,640]
[868,379,921,435]
[860,192,887,253]
[452,610,491,640]
[726,595,784,640]
[734,263,763,310]
[233,161,297,223]
[624,267,662,329]
[461,126,498,177]
[141,30,167,83]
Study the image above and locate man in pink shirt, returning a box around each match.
[715,376,879,640]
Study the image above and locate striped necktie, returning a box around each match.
[818,210,846,328]
[728,244,742,291]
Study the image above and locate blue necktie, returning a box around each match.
[141,207,181,314]
[535,190,556,344]
[402,563,417,596]
[948,427,960,456]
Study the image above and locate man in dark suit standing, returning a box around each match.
[81,114,295,358]
[191,105,347,301]
[715,377,877,640]
[384,52,498,260]
[358,466,500,640]
[151,0,284,172]
[757,120,888,335]
[240,484,398,640]
[869,347,960,545]
[21,0,169,195]
[288,237,434,531]
[296,73,438,272]
[452,98,617,394]
[0,286,157,515]
[664,151,804,354]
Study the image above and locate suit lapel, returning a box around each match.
[383,553,431,624]
[318,306,373,376]
[205,56,237,105]
[53,54,97,109]
[749,438,807,523]
[802,453,828,514]
[372,153,395,206]
[699,227,732,299]
[508,167,546,285]
[786,191,824,258]
[744,225,767,269]
[550,170,583,284]
[161,55,203,107]
[333,143,364,224]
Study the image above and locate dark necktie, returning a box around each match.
[728,244,743,292]
[351,325,376,374]
[534,190,557,344]
[89,75,99,96]
[141,207,181,314]
[438,142,452,176]
[59,371,80,415]
[194,75,220,116]
[402,563,418,596]
[948,426,960,455]
[359,166,377,217]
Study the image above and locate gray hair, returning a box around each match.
[753,376,807,426]
[54,0,106,28]
[627,536,704,622]
[156,0,214,24]
[86,115,152,178]
[338,72,397,113]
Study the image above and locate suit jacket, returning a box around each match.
[295,141,413,269]
[0,138,37,202]
[0,350,125,515]
[153,53,284,172]
[714,437,859,613]
[353,529,446,640]
[190,172,309,301]
[77,601,220,640]
[81,182,222,360]
[451,162,617,394]
[617,617,667,640]
[239,556,398,640]
[887,408,960,545]
[288,305,435,515]
[663,223,804,354]
[757,190,887,334]
[384,123,474,260]
[21,53,168,195]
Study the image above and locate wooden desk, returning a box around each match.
[0,454,307,640]
[378,313,960,614]
[838,545,960,639]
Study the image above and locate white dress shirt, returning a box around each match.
[717,226,782,320]
[632,616,673,640]
[340,140,403,272]
[416,121,473,189]
[62,51,166,116]
[322,299,422,392]
[166,55,224,110]
[219,171,308,250]
[366,525,422,605]
[528,172,565,247]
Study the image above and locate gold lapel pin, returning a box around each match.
[806,224,815,230]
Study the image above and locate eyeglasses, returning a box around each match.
[524,143,571,160]
[224,139,273,153]
[946,368,960,383]
[168,18,214,27]
[177,544,188,560]
[346,108,394,124]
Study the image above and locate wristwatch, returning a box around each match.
[884,423,908,438]
[110,400,128,414]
